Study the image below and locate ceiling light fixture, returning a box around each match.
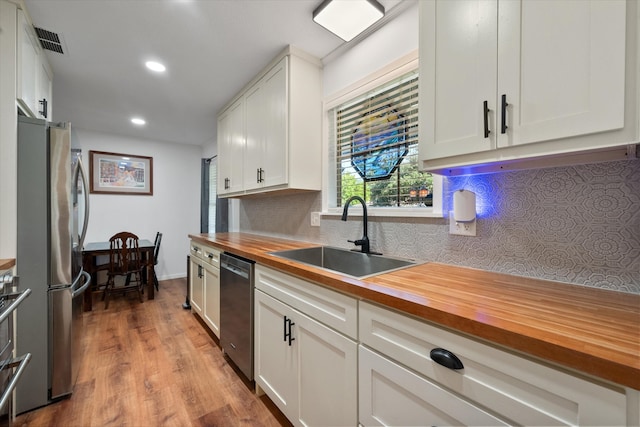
[313,0,385,42]
[131,117,146,126]
[145,60,166,73]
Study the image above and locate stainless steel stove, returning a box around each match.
[0,270,31,427]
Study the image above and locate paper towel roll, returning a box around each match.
[453,189,476,222]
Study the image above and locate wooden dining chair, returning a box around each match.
[103,231,145,309]
[152,232,162,291]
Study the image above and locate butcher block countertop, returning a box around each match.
[0,259,15,270]
[190,232,640,390]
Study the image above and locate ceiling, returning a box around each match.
[24,0,404,147]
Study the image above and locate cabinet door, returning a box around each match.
[419,0,498,160]
[37,59,53,119]
[296,307,357,427]
[255,289,357,427]
[189,258,204,316]
[359,346,508,427]
[254,290,298,420]
[260,58,287,188]
[202,263,219,338]
[244,58,288,191]
[497,0,626,149]
[244,81,265,191]
[17,8,39,117]
[217,99,244,195]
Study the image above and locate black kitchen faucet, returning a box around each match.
[341,195,378,254]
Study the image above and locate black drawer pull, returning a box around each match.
[430,348,464,370]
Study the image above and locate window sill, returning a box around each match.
[323,207,444,219]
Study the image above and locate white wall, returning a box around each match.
[74,128,201,280]
[322,2,418,97]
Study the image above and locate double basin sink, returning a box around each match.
[269,246,416,279]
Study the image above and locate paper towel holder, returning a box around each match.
[450,189,476,236]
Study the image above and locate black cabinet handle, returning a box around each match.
[257,168,260,183]
[288,319,295,346]
[197,264,203,279]
[430,348,464,370]
[283,316,287,342]
[483,101,490,138]
[501,94,508,134]
[283,316,295,346]
[39,99,48,118]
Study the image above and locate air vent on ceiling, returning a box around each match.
[34,27,64,54]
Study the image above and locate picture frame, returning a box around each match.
[89,150,153,195]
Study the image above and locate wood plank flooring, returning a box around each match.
[15,278,291,427]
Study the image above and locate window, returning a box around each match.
[200,157,218,233]
[326,60,438,215]
[207,159,217,233]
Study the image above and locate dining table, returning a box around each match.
[82,239,155,311]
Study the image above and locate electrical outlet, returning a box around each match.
[310,212,321,227]
[449,211,476,236]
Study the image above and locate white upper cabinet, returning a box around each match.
[420,0,498,160]
[217,98,245,195]
[17,8,52,120]
[419,0,638,174]
[216,46,322,197]
[36,54,52,119]
[244,58,288,191]
[17,8,38,117]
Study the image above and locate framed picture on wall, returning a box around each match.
[89,150,153,195]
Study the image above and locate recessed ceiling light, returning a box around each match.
[131,117,146,126]
[145,61,166,73]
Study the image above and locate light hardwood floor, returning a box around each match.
[15,278,290,427]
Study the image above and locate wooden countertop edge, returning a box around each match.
[0,259,16,270]
[190,233,640,390]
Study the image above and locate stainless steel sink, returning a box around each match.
[269,246,416,279]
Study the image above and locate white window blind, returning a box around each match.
[331,69,432,208]
[208,159,217,233]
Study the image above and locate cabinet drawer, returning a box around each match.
[359,301,626,426]
[359,345,507,427]
[201,246,219,269]
[255,265,357,339]
[189,242,219,269]
[190,242,203,260]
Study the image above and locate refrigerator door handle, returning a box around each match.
[72,271,91,299]
[75,155,90,248]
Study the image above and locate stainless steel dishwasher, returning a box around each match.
[219,252,255,381]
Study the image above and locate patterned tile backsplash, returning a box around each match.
[239,159,640,294]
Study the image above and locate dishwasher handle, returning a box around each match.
[220,257,251,280]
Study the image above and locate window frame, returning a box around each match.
[321,50,443,218]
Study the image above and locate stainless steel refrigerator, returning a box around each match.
[15,115,91,414]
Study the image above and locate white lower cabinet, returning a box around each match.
[189,252,204,316]
[215,258,634,426]
[359,301,628,426]
[359,345,507,426]
[202,259,220,338]
[254,265,358,427]
[189,241,220,338]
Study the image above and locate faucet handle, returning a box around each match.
[348,238,371,254]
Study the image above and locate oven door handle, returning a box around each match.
[0,288,31,324]
[0,353,31,412]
